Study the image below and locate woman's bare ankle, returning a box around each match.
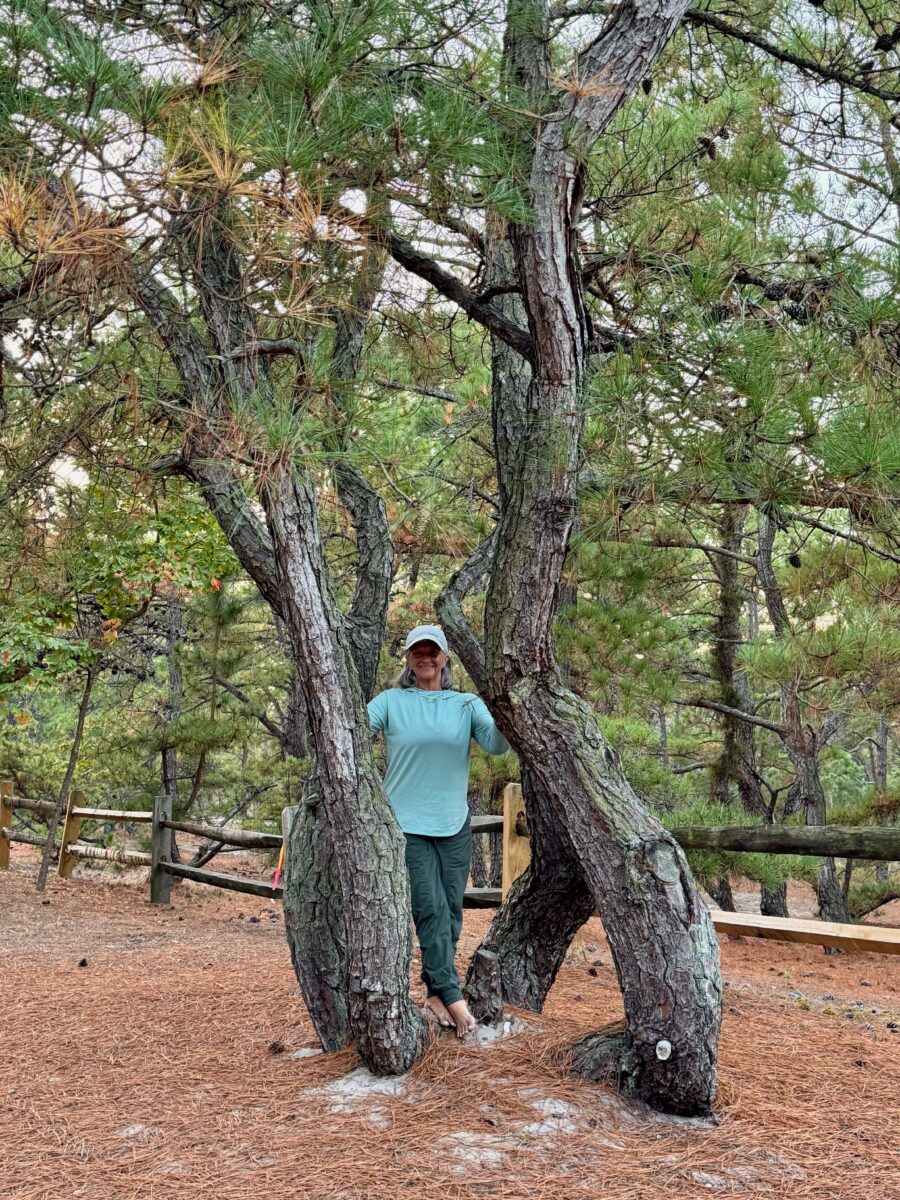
[424,995,454,1027]
[445,998,477,1039]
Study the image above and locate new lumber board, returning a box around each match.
[70,808,153,823]
[709,909,900,955]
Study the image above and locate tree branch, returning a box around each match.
[357,214,534,363]
[789,513,900,566]
[683,696,786,735]
[211,676,285,741]
[373,377,462,403]
[685,8,900,105]
[551,2,900,104]
[436,528,499,696]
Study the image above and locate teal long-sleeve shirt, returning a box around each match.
[367,687,511,837]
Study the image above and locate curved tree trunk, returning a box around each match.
[496,684,721,1114]
[131,211,419,1072]
[435,0,722,1115]
[465,766,595,1022]
[265,467,425,1073]
[279,258,396,1053]
[281,460,394,1053]
[457,222,597,1023]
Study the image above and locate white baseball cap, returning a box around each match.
[404,624,449,653]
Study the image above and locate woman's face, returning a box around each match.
[407,640,448,687]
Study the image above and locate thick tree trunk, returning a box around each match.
[381,0,716,1111]
[283,768,350,1051]
[465,767,595,1022]
[280,458,395,1053]
[495,685,720,1114]
[134,216,411,1069]
[436,0,722,1115]
[280,650,310,761]
[281,438,394,1054]
[265,468,425,1073]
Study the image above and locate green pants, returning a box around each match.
[403,817,472,1007]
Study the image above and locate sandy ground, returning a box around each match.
[2,845,899,1200]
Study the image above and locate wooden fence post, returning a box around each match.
[0,781,12,870]
[501,782,531,898]
[151,791,173,905]
[57,789,85,879]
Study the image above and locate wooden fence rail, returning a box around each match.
[8,796,58,818]
[1,828,59,852]
[3,780,899,955]
[670,824,900,861]
[161,818,282,850]
[64,843,152,867]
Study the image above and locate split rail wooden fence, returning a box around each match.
[2,781,899,955]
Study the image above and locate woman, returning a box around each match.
[367,624,511,1038]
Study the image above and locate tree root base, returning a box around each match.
[570,1020,716,1119]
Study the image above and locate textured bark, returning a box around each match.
[265,469,425,1073]
[281,666,310,760]
[281,256,393,1054]
[495,685,721,1113]
[434,0,721,1116]
[464,766,595,1022]
[132,206,417,1071]
[283,770,350,1051]
[760,882,788,919]
[757,517,850,926]
[446,219,598,1022]
[710,877,737,912]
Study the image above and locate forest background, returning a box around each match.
[0,2,898,957]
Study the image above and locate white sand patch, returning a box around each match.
[302,1066,411,1113]
[436,1130,509,1171]
[517,1089,582,1136]
[469,1015,530,1045]
[290,1047,323,1059]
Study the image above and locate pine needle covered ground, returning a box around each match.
[2,847,899,1200]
